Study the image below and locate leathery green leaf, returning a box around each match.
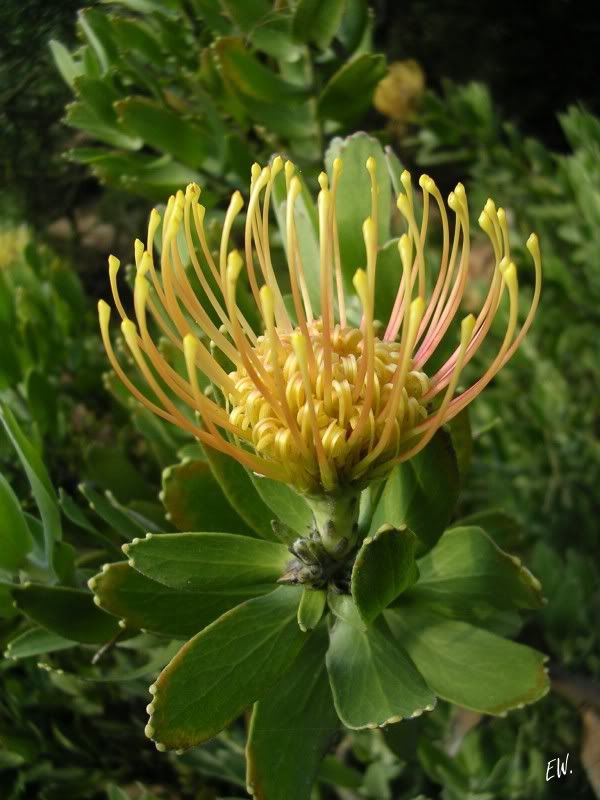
[124,532,288,592]
[326,615,435,729]
[0,472,34,572]
[12,584,120,644]
[90,561,274,639]
[247,626,338,800]
[351,525,419,624]
[248,473,313,537]
[405,526,544,617]
[147,586,305,749]
[325,133,391,291]
[386,607,550,714]
[297,587,327,632]
[161,459,254,536]
[369,428,460,553]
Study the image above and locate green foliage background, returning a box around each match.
[1,2,599,799]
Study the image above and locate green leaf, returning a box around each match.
[24,369,58,437]
[318,54,387,125]
[0,404,61,567]
[110,17,164,63]
[372,237,402,323]
[337,0,369,54]
[248,473,313,537]
[326,615,435,729]
[221,0,271,31]
[90,561,273,638]
[451,509,522,551]
[5,627,76,660]
[386,608,549,715]
[351,525,419,624]
[325,133,391,292]
[446,408,472,482]
[0,582,18,620]
[405,526,544,618]
[79,482,145,540]
[84,443,153,503]
[293,0,346,50]
[115,98,216,168]
[12,584,120,644]
[297,587,326,632]
[369,428,460,552]
[65,101,142,150]
[161,459,253,535]
[147,586,305,749]
[214,38,306,104]
[247,626,338,800]
[78,8,119,73]
[384,145,405,195]
[58,489,121,556]
[0,472,34,572]
[49,39,83,88]
[204,447,278,540]
[125,532,289,592]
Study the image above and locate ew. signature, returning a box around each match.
[546,752,572,781]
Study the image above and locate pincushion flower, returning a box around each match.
[99,155,541,554]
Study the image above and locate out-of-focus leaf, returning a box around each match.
[5,627,77,660]
[318,54,387,125]
[110,17,164,63]
[78,8,119,73]
[115,98,217,168]
[24,369,57,437]
[78,482,146,540]
[213,37,307,104]
[293,0,346,50]
[65,101,142,150]
[221,0,271,31]
[49,39,83,88]
[0,472,34,572]
[0,404,62,567]
[337,0,369,54]
[84,443,153,503]
[12,584,120,644]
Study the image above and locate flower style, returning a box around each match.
[99,156,541,502]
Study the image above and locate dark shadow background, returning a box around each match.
[375,0,600,149]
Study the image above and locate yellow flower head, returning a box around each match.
[99,156,541,496]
